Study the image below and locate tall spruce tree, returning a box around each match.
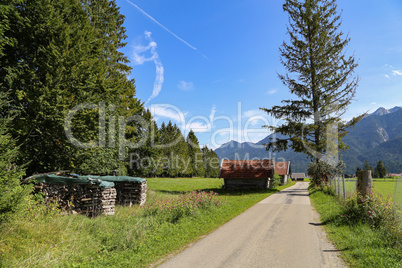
[201,145,220,178]
[260,0,360,177]
[1,0,143,175]
[374,160,387,178]
[186,130,205,177]
[363,160,374,176]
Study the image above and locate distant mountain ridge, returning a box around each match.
[214,106,402,174]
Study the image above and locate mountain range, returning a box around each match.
[214,106,402,174]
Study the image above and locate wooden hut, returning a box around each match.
[219,159,274,189]
[291,173,305,181]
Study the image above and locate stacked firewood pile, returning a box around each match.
[114,180,147,206]
[33,182,117,216]
[25,173,148,216]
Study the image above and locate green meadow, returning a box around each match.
[0,178,295,267]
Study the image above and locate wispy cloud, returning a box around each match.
[126,0,208,60]
[392,70,402,76]
[383,74,390,79]
[132,31,164,104]
[150,104,187,123]
[178,80,194,91]
[267,89,277,95]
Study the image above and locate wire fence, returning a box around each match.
[327,175,357,199]
[395,176,402,222]
[328,175,401,224]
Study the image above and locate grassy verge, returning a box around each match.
[0,178,295,267]
[309,187,401,267]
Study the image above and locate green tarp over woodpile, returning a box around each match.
[29,174,115,189]
[24,175,146,189]
[93,176,146,183]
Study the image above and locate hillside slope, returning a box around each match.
[215,107,402,174]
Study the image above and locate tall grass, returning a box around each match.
[0,178,295,267]
[309,186,401,267]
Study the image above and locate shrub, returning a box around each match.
[307,160,345,186]
[339,191,401,246]
[271,173,281,188]
[0,93,29,224]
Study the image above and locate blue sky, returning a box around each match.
[116,0,402,149]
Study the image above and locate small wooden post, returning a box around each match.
[334,177,337,195]
[357,170,372,196]
[342,175,346,199]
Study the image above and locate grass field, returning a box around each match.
[0,178,295,267]
[309,188,402,267]
[343,178,402,206]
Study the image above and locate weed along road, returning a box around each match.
[159,182,345,268]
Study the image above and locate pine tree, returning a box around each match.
[186,130,205,177]
[260,0,361,185]
[1,0,143,175]
[374,160,387,179]
[201,146,220,178]
[363,160,374,176]
[356,166,361,175]
[128,109,161,177]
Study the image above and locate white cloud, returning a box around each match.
[371,102,377,105]
[267,89,277,95]
[178,80,194,91]
[132,31,164,104]
[383,74,390,79]
[185,121,210,133]
[150,104,186,124]
[184,105,216,133]
[392,70,402,76]
[243,109,264,118]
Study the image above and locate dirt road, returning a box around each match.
[159,182,345,268]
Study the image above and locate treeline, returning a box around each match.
[129,120,220,178]
[356,160,388,178]
[0,0,219,222]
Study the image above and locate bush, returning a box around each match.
[271,173,281,188]
[0,93,29,224]
[339,191,401,246]
[307,160,345,186]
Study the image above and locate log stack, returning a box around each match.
[76,185,117,216]
[33,182,117,216]
[114,181,147,206]
[25,174,147,216]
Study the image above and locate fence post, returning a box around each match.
[357,170,372,196]
[342,175,346,199]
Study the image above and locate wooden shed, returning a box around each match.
[291,173,305,181]
[219,159,274,189]
[274,161,291,185]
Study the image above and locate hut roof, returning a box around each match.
[219,159,273,179]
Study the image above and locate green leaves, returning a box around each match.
[0,0,143,175]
